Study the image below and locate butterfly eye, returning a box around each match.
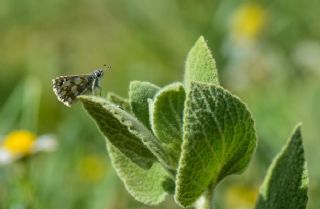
[97,70,104,77]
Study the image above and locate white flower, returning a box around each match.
[0,130,58,165]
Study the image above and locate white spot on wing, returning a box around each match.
[63,80,71,86]
[74,77,82,85]
[71,86,77,92]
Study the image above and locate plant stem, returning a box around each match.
[195,188,214,209]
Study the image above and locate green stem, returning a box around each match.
[195,188,214,209]
[17,158,34,209]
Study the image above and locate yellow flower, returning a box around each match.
[224,184,258,209]
[231,3,266,40]
[2,130,36,155]
[0,130,58,165]
[78,155,106,183]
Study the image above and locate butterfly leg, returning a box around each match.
[91,80,96,95]
[97,86,102,96]
[92,79,102,96]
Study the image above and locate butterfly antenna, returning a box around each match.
[103,64,112,72]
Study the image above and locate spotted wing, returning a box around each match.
[52,75,92,107]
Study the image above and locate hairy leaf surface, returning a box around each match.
[184,36,219,90]
[150,83,186,168]
[80,95,174,170]
[255,125,308,209]
[129,81,160,129]
[107,142,169,205]
[175,82,256,207]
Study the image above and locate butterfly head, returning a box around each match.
[92,65,111,79]
[93,69,104,79]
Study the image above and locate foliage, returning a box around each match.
[255,125,308,209]
[1,0,318,208]
[80,36,257,208]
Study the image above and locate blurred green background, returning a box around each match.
[0,0,319,208]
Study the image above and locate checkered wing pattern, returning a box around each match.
[52,75,93,107]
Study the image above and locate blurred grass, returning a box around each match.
[0,0,320,208]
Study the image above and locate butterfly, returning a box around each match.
[52,65,110,107]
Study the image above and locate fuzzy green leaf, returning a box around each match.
[79,95,156,169]
[255,125,308,209]
[184,36,219,90]
[107,141,169,205]
[175,82,256,207]
[150,83,186,168]
[80,95,175,170]
[129,81,160,129]
[106,92,131,112]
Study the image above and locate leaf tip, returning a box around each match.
[184,36,219,89]
[196,35,208,47]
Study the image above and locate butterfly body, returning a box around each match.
[52,69,105,107]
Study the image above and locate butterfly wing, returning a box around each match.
[52,75,93,107]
